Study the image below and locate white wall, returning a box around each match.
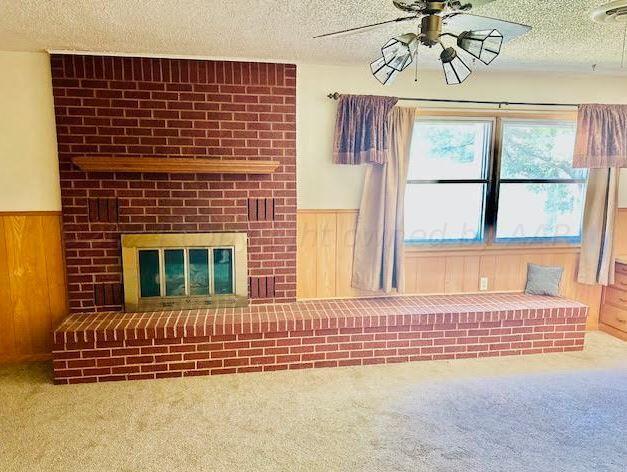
[296,63,627,209]
[1,53,626,212]
[0,52,60,212]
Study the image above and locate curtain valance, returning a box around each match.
[332,94,399,165]
[573,104,627,168]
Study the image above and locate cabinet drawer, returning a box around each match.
[612,271,627,292]
[605,287,627,308]
[600,304,627,332]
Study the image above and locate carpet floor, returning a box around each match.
[1,332,625,472]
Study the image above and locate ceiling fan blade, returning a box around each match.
[443,12,532,41]
[445,0,498,12]
[314,16,418,39]
[459,0,498,9]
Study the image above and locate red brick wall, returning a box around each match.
[50,55,297,312]
[53,320,588,384]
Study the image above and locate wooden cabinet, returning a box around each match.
[600,262,627,340]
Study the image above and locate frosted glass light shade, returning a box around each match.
[370,56,399,85]
[440,47,471,85]
[457,29,503,65]
[381,33,418,71]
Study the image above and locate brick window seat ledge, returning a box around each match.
[52,293,588,384]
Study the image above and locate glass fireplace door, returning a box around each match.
[189,249,210,296]
[137,247,235,307]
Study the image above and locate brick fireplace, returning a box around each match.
[51,55,297,313]
[49,55,591,386]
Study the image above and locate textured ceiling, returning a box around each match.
[0,0,626,74]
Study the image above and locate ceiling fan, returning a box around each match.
[314,0,532,85]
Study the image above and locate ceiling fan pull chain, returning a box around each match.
[414,54,419,82]
[622,24,627,69]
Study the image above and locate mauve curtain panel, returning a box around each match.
[578,168,619,286]
[574,104,626,285]
[333,94,399,165]
[352,107,416,292]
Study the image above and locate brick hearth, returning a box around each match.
[53,293,588,384]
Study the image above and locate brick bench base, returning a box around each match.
[53,293,588,384]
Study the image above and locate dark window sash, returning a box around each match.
[405,116,586,244]
[406,179,586,184]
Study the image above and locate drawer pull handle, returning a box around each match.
[619,298,627,303]
[618,319,626,324]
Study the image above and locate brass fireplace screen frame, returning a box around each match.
[121,233,248,312]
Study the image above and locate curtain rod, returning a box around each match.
[326,92,579,108]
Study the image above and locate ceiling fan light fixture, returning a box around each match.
[315,1,533,87]
[456,29,503,65]
[370,56,400,85]
[381,33,418,71]
[440,47,471,85]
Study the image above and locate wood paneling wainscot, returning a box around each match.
[297,209,602,330]
[0,212,68,363]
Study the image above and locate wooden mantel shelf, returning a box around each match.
[71,156,280,174]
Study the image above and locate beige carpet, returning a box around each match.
[1,332,626,472]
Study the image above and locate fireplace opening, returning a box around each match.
[122,233,248,312]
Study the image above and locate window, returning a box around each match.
[405,119,492,242]
[404,115,586,244]
[496,121,586,241]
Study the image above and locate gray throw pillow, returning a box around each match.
[525,263,563,296]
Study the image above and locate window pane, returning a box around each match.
[496,183,585,240]
[405,184,485,242]
[213,248,234,294]
[189,249,210,296]
[407,120,491,180]
[164,249,185,296]
[138,250,160,298]
[500,121,586,179]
